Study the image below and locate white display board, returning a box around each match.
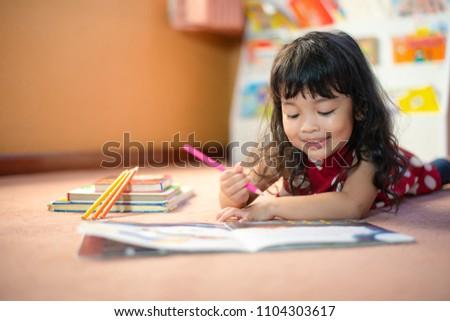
[230,13,450,163]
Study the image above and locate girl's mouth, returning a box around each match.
[302,137,328,150]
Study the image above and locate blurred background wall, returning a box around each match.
[0,0,241,161]
[4,0,447,175]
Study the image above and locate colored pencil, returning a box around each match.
[98,167,139,219]
[81,169,128,220]
[89,170,131,219]
[182,144,263,195]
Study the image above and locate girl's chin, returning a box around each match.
[306,151,327,163]
[303,143,343,162]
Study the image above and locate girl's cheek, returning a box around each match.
[282,119,290,134]
[283,123,296,141]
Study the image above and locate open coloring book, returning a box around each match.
[78,220,415,257]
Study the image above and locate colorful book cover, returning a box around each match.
[95,174,172,193]
[67,184,181,202]
[391,0,449,16]
[397,86,440,113]
[244,0,298,33]
[392,28,446,63]
[289,0,334,28]
[357,37,379,65]
[240,81,270,118]
[50,186,194,213]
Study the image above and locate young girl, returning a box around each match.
[218,31,450,222]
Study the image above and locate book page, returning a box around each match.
[231,225,378,252]
[78,222,241,253]
[79,221,414,256]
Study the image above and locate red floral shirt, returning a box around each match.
[281,145,442,209]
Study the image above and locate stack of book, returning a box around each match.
[48,174,195,213]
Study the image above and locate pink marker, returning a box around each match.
[182,144,263,195]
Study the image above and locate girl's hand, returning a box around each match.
[220,162,251,207]
[216,198,275,222]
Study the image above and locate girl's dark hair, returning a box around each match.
[257,30,407,210]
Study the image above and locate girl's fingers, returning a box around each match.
[233,162,243,173]
[228,188,249,205]
[221,166,244,182]
[218,210,240,222]
[221,163,242,180]
[221,173,247,189]
[216,207,234,221]
[227,179,250,196]
[238,208,254,222]
[217,207,247,222]
[221,168,240,180]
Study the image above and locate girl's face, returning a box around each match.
[281,91,353,162]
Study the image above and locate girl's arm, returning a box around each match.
[217,160,378,221]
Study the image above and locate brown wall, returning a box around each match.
[0,0,241,155]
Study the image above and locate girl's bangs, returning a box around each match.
[271,49,351,102]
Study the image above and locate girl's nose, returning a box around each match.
[300,117,320,133]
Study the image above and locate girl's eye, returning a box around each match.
[287,114,299,119]
[318,110,335,116]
